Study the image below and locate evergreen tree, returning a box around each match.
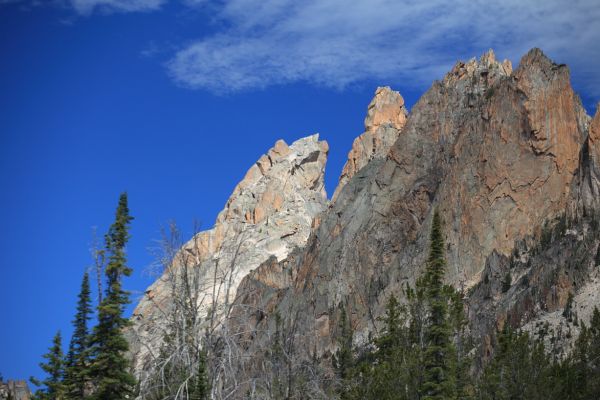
[501,271,512,293]
[375,296,403,357]
[421,210,456,399]
[64,272,93,399]
[346,293,420,400]
[371,294,412,400]
[343,210,470,400]
[566,322,590,399]
[189,349,209,400]
[445,287,473,399]
[31,331,66,400]
[333,307,354,394]
[478,325,557,400]
[90,193,136,399]
[587,307,600,397]
[563,292,575,321]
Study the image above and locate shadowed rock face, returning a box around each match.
[128,135,329,377]
[576,107,600,213]
[230,48,594,365]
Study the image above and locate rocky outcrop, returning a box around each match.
[128,134,329,377]
[227,49,594,378]
[0,380,30,400]
[130,48,600,398]
[332,86,407,201]
[576,106,600,213]
[469,212,600,361]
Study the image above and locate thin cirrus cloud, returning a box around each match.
[69,0,167,14]
[0,0,167,13]
[3,0,600,101]
[166,0,600,100]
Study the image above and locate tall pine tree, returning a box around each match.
[421,209,456,399]
[31,331,66,400]
[64,272,93,399]
[333,307,354,399]
[90,193,136,399]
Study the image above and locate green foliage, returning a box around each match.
[64,272,93,400]
[476,307,600,400]
[333,307,354,399]
[335,209,472,400]
[189,350,210,400]
[477,326,555,400]
[333,211,598,400]
[540,220,553,250]
[421,210,456,400]
[31,331,66,400]
[563,292,574,321]
[341,294,417,400]
[501,271,512,293]
[568,307,600,398]
[90,193,136,399]
[555,213,567,237]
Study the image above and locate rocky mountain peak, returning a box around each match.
[516,47,556,72]
[128,48,600,399]
[227,48,592,367]
[217,134,328,226]
[128,134,329,378]
[514,47,588,174]
[364,86,407,132]
[443,48,512,88]
[332,86,407,201]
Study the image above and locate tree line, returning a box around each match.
[30,200,600,399]
[332,210,600,400]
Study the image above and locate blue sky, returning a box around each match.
[1,0,599,383]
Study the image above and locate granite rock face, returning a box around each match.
[332,86,407,201]
[0,380,30,400]
[128,134,329,377]
[228,48,595,374]
[576,106,600,213]
[131,48,600,397]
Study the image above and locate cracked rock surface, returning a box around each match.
[130,48,600,394]
[230,48,594,363]
[128,134,329,376]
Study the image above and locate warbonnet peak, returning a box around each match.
[126,48,600,399]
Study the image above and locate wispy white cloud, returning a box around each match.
[3,0,599,101]
[69,0,166,15]
[166,0,600,100]
[0,0,168,14]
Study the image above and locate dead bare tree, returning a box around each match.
[136,221,259,400]
[89,227,106,306]
[135,220,331,400]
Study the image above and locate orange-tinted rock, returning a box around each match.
[230,49,592,369]
[332,86,407,201]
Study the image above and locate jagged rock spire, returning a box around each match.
[332,86,407,201]
[128,134,329,379]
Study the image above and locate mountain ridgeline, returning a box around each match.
[122,48,600,399]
